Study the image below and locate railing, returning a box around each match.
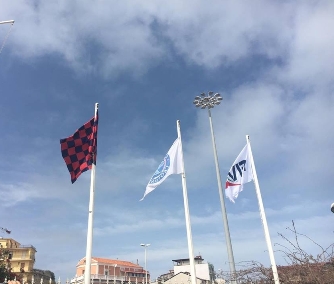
[19,245,36,250]
[70,275,148,284]
[70,275,126,283]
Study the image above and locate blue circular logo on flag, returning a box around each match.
[149,154,170,184]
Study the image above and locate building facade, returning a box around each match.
[71,257,149,284]
[0,238,55,284]
[157,256,214,284]
[172,256,211,282]
[163,272,209,284]
[0,238,36,283]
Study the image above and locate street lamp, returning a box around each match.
[0,20,15,25]
[331,203,334,213]
[0,19,15,55]
[193,92,237,284]
[113,264,117,284]
[140,244,150,284]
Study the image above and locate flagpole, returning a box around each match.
[84,103,99,284]
[246,135,280,284]
[177,120,197,284]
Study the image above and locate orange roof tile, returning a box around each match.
[77,257,142,268]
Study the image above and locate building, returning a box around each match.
[71,257,149,284]
[156,270,174,283]
[0,238,54,284]
[173,256,211,282]
[157,256,214,284]
[163,272,209,284]
[0,238,36,283]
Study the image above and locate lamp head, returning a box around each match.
[193,92,223,109]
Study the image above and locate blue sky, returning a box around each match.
[1,0,333,281]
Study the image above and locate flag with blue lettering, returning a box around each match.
[225,144,253,202]
[140,138,182,200]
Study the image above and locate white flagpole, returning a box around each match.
[246,135,280,284]
[177,120,197,284]
[84,103,99,284]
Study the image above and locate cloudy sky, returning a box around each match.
[1,0,333,281]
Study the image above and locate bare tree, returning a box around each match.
[215,221,334,283]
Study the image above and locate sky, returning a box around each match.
[1,0,334,282]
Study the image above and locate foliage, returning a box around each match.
[0,249,20,283]
[44,271,55,281]
[215,221,334,283]
[208,263,216,284]
[0,248,10,282]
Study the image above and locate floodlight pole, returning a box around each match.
[193,92,237,284]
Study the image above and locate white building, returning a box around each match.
[172,256,210,282]
[163,272,209,284]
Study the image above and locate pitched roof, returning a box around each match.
[77,257,142,268]
[168,272,206,282]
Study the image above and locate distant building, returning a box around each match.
[0,238,55,284]
[156,270,174,283]
[173,256,211,282]
[163,272,209,284]
[71,257,149,284]
[157,255,213,284]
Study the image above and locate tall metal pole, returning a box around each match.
[246,135,280,284]
[177,120,198,284]
[193,93,237,283]
[140,244,150,284]
[145,247,147,284]
[84,103,99,284]
[208,109,237,283]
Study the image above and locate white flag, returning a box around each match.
[225,144,253,202]
[140,138,182,200]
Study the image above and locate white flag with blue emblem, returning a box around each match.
[225,144,253,203]
[140,138,182,201]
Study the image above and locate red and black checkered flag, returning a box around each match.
[60,111,98,183]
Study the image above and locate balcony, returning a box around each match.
[70,275,147,284]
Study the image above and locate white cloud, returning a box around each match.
[2,0,333,80]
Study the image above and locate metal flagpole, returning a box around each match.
[84,103,99,284]
[176,120,197,284]
[246,135,280,284]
